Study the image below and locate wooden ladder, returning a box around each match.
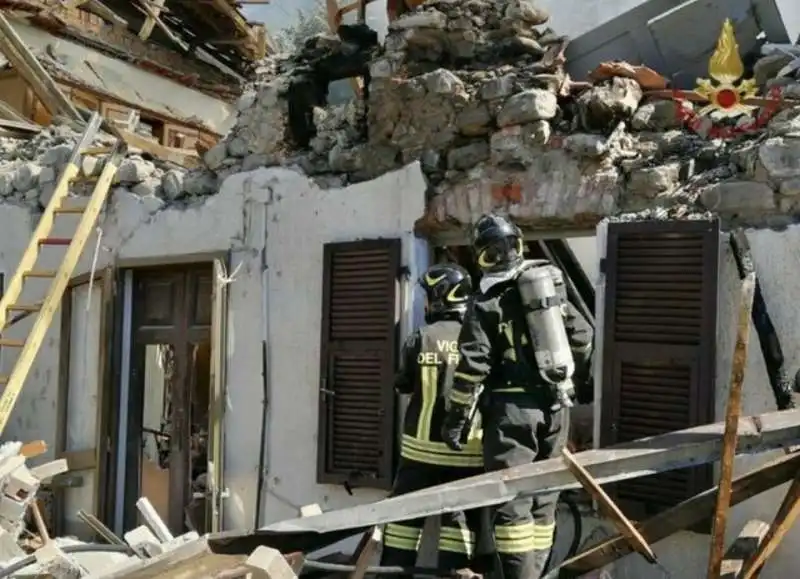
[0,112,125,435]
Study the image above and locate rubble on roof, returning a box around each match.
[2,1,800,229]
[0,124,221,213]
[194,0,800,231]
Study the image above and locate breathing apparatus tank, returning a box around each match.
[515,260,575,408]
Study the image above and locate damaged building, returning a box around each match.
[3,0,800,577]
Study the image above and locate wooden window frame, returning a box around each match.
[53,267,116,535]
[599,219,720,521]
[317,239,401,490]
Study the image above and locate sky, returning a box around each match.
[243,0,389,43]
[243,0,318,36]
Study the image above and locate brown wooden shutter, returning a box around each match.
[317,239,401,489]
[600,219,719,518]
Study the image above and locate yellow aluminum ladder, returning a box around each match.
[0,112,126,435]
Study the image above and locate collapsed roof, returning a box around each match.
[199,0,800,233]
[0,0,268,83]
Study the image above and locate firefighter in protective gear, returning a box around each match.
[380,263,484,578]
[440,214,593,579]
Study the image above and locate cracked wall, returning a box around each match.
[0,161,426,535]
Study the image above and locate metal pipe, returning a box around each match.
[0,544,133,578]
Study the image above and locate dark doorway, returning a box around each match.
[123,264,213,534]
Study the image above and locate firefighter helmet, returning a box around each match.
[472,213,524,272]
[419,263,472,319]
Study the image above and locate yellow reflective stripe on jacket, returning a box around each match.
[533,522,556,549]
[384,523,422,552]
[416,365,438,439]
[401,435,483,467]
[493,386,526,393]
[494,522,538,554]
[448,388,474,406]
[454,371,482,383]
[438,525,475,555]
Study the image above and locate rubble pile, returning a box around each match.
[0,125,223,213]
[1,2,800,229]
[198,0,800,229]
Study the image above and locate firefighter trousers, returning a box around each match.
[380,458,484,579]
[482,396,569,579]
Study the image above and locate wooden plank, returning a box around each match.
[0,98,29,123]
[139,0,167,40]
[263,407,800,535]
[708,272,757,579]
[348,526,381,579]
[95,265,115,518]
[740,473,800,579]
[133,0,187,50]
[0,13,81,122]
[325,0,362,95]
[720,520,769,579]
[20,440,47,458]
[59,448,98,471]
[0,118,40,133]
[97,536,246,579]
[206,0,265,59]
[551,452,800,578]
[207,259,228,533]
[0,133,122,436]
[561,448,656,563]
[116,128,200,168]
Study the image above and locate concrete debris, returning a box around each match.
[0,442,295,578]
[0,1,800,232]
[164,0,796,230]
[0,125,221,213]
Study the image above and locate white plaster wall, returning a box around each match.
[0,163,425,534]
[260,163,427,525]
[589,226,800,579]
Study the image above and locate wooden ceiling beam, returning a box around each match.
[138,0,167,40]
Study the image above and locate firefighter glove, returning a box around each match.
[441,407,469,451]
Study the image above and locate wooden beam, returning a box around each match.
[81,1,129,28]
[325,0,363,95]
[116,128,200,168]
[264,408,800,536]
[139,0,167,41]
[707,272,757,579]
[97,536,247,579]
[0,98,28,123]
[20,440,47,458]
[561,447,656,563]
[739,472,800,579]
[134,0,187,50]
[551,452,800,578]
[721,520,769,579]
[0,13,82,122]
[58,448,98,471]
[207,0,266,60]
[348,526,381,579]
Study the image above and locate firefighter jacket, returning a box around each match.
[447,278,593,412]
[396,318,483,467]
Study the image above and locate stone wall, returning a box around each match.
[200,0,800,233]
[3,0,800,235]
[0,125,222,212]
